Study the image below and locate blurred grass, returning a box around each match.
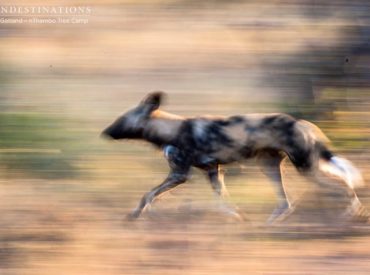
[0,112,81,178]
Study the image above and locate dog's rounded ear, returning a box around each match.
[141,91,166,112]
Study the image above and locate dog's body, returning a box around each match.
[102,92,365,222]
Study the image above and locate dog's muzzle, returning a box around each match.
[101,126,117,139]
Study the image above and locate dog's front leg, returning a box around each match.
[127,172,188,220]
[257,150,295,223]
[207,166,243,220]
[128,146,191,220]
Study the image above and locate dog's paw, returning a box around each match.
[217,203,246,222]
[266,203,295,225]
[126,210,141,221]
[342,203,370,223]
[232,210,249,222]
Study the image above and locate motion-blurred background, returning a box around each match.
[0,1,370,274]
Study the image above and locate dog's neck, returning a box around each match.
[142,110,184,147]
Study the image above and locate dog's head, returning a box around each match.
[102,91,165,140]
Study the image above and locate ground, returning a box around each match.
[1,158,370,275]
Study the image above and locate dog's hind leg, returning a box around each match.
[257,150,295,223]
[206,166,243,220]
[306,162,368,221]
[341,185,369,220]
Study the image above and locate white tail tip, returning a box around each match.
[320,156,364,189]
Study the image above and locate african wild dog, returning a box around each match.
[102,91,366,222]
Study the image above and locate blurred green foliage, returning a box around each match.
[0,113,78,178]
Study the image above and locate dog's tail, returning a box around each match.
[318,147,364,189]
[297,120,364,189]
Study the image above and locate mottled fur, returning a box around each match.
[102,92,366,222]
